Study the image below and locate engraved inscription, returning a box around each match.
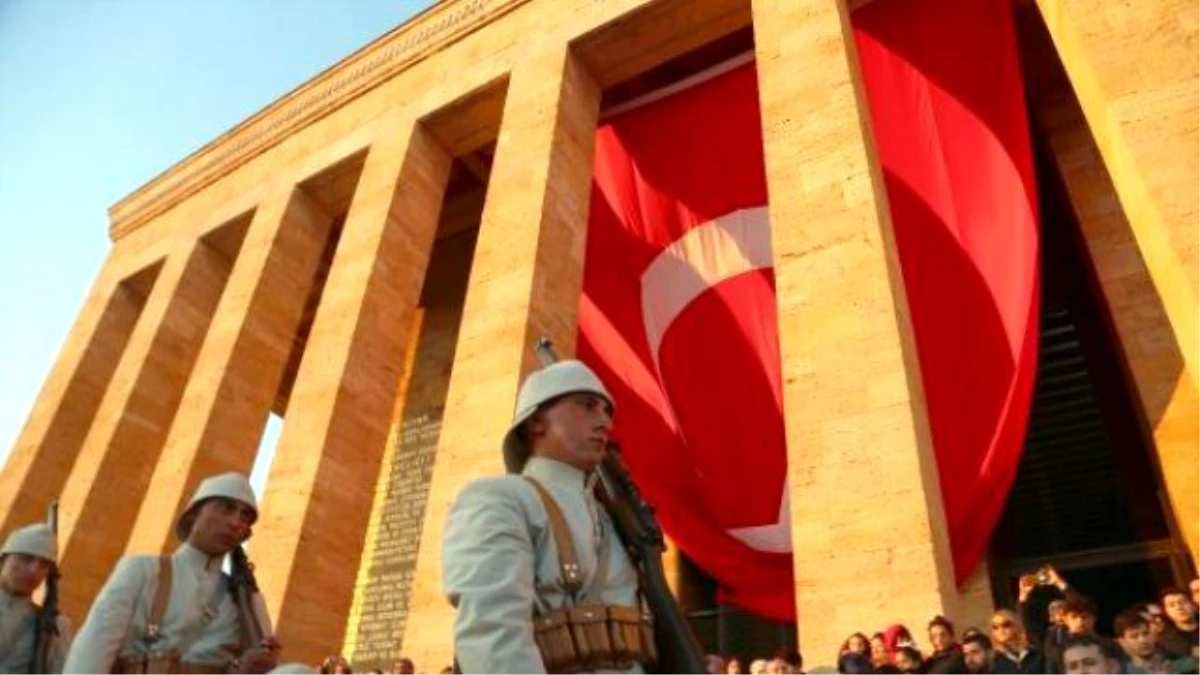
[351,411,443,666]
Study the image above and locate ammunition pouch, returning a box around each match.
[524,477,658,673]
[533,604,658,673]
[113,650,226,674]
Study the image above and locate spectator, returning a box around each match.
[989,609,1045,674]
[961,633,996,675]
[884,625,918,658]
[1144,603,1171,642]
[726,655,746,674]
[768,648,802,674]
[870,633,891,670]
[925,615,964,674]
[749,658,769,675]
[1061,634,1120,675]
[1062,594,1099,637]
[837,652,874,674]
[1114,605,1196,674]
[894,646,923,674]
[708,654,727,674]
[392,658,415,675]
[319,655,352,674]
[841,633,872,659]
[1160,586,1200,659]
[1039,592,1102,672]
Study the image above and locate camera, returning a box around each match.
[1036,568,1052,585]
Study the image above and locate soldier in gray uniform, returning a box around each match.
[63,472,279,674]
[442,360,653,674]
[0,522,73,672]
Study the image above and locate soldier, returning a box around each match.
[442,360,654,673]
[63,472,279,674]
[0,522,73,672]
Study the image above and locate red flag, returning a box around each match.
[578,0,1039,620]
[578,59,796,621]
[853,0,1040,582]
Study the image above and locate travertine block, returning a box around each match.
[752,0,959,665]
[125,187,335,556]
[57,234,239,617]
[252,116,451,663]
[401,43,601,670]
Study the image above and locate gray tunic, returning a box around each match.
[442,457,643,674]
[0,589,72,673]
[63,543,242,673]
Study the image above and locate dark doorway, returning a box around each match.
[987,11,1195,633]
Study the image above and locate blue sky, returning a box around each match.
[0,0,432,496]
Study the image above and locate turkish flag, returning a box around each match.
[578,59,796,621]
[578,0,1039,622]
[853,0,1040,583]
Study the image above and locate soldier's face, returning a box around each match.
[188,498,256,556]
[528,392,613,472]
[0,553,49,596]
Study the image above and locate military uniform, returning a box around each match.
[0,523,73,673]
[442,360,648,674]
[63,472,264,674]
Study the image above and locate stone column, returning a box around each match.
[56,224,244,617]
[1034,0,1199,388]
[752,0,959,664]
[957,562,997,633]
[252,116,451,663]
[125,184,336,556]
[401,43,601,669]
[0,251,154,539]
[1028,61,1200,564]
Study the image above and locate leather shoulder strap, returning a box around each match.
[147,555,172,639]
[523,477,584,594]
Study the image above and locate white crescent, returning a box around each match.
[638,206,792,554]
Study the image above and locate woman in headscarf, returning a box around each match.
[884,625,918,660]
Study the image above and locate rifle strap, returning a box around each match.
[145,556,172,641]
[523,477,584,597]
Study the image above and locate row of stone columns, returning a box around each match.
[0,0,1194,669]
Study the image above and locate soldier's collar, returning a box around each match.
[177,541,223,572]
[0,587,33,608]
[524,456,591,491]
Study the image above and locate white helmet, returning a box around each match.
[0,523,56,564]
[502,360,614,474]
[175,472,258,540]
[265,662,316,672]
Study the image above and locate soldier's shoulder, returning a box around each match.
[457,474,534,500]
[107,553,162,581]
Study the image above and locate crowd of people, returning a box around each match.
[698,568,1200,675]
[316,653,448,672]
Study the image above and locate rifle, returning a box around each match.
[229,545,273,652]
[534,338,707,674]
[31,501,60,674]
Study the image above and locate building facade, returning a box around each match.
[0,0,1195,670]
